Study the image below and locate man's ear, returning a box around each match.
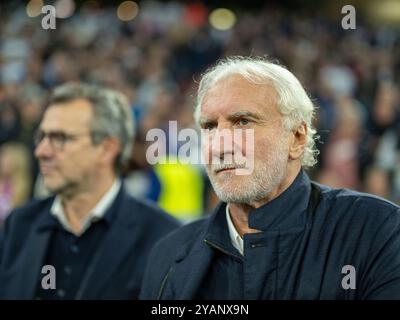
[99,137,122,167]
[289,122,307,160]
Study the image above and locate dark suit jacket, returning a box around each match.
[0,185,180,299]
[140,170,400,300]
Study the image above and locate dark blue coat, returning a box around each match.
[0,185,180,299]
[140,170,400,300]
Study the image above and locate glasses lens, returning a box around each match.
[49,132,67,149]
[33,131,68,149]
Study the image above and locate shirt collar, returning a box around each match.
[49,179,122,235]
[226,204,244,255]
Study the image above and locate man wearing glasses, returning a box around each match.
[0,83,179,299]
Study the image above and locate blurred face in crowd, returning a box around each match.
[34,99,105,196]
[199,75,292,205]
[0,147,13,177]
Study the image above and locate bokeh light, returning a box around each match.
[117,1,139,22]
[209,8,236,31]
[55,0,76,19]
[26,0,44,18]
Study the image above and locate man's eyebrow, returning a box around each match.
[227,110,263,121]
[38,129,66,134]
[199,111,264,125]
[198,117,216,126]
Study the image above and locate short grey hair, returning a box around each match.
[48,82,134,170]
[195,56,319,168]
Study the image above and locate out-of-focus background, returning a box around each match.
[1,0,399,224]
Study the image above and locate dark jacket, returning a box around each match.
[0,185,180,299]
[139,170,400,300]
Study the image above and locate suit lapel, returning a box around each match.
[75,191,140,299]
[17,213,53,299]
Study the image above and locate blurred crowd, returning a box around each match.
[1,1,399,224]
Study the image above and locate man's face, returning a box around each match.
[34,99,101,195]
[199,75,291,204]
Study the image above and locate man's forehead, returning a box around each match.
[40,99,93,130]
[200,76,278,119]
[47,98,93,111]
[206,74,275,95]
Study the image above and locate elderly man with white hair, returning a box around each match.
[140,56,400,300]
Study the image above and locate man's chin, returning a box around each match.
[210,176,273,204]
[212,183,247,202]
[214,190,251,204]
[42,179,65,195]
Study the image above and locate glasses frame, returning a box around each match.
[33,130,94,150]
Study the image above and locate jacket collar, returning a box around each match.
[203,202,242,258]
[247,169,311,232]
[203,169,312,248]
[166,169,313,299]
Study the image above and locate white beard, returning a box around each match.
[207,136,289,204]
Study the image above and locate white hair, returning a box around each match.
[194,56,319,168]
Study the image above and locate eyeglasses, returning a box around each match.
[33,130,92,150]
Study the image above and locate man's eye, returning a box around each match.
[203,123,216,130]
[237,119,250,126]
[51,133,67,143]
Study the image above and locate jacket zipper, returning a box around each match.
[157,240,241,299]
[157,266,173,300]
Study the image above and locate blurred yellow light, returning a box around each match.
[369,0,400,23]
[26,0,44,18]
[209,8,236,31]
[117,1,139,21]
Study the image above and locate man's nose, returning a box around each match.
[210,128,235,160]
[34,138,54,159]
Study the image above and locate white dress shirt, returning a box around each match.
[226,204,244,255]
[50,179,121,236]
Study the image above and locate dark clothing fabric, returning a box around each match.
[0,184,180,300]
[195,180,321,300]
[194,195,246,300]
[35,209,111,300]
[140,169,400,300]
